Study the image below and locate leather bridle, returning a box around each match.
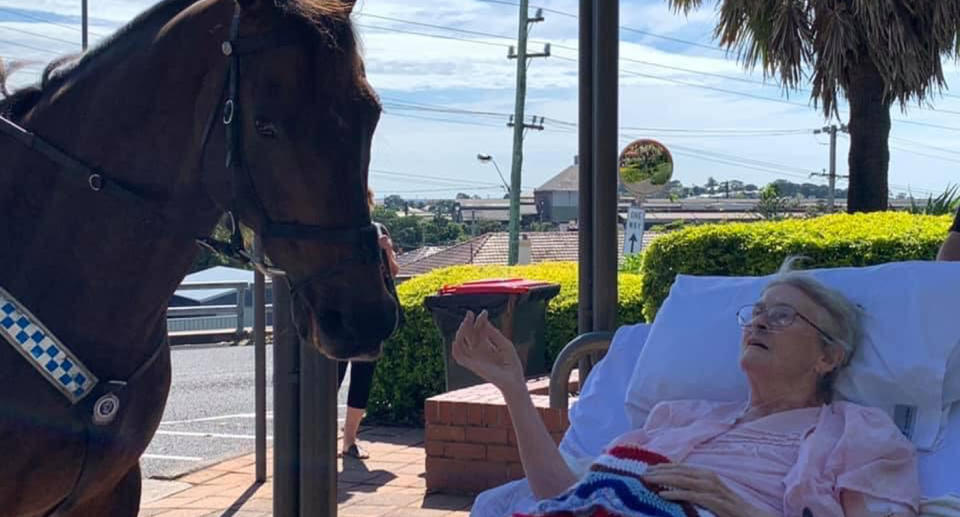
[0,6,398,514]
[0,6,387,295]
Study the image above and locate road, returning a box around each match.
[141,344,350,479]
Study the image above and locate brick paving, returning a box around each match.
[139,427,474,517]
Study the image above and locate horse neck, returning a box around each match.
[0,0,232,376]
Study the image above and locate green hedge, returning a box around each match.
[367,262,644,425]
[636,212,952,321]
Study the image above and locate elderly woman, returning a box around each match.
[453,263,920,517]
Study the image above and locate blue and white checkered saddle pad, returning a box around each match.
[0,287,98,403]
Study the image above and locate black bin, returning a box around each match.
[424,278,561,391]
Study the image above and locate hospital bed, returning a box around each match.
[471,261,960,517]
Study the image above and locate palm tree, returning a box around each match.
[668,1,960,212]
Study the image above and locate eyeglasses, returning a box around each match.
[736,303,837,344]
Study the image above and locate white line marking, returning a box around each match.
[159,407,346,426]
[155,430,274,440]
[142,454,203,461]
[159,413,272,425]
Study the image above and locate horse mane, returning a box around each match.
[0,0,194,121]
[0,0,361,121]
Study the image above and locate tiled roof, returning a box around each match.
[398,231,660,278]
[395,246,445,267]
[398,234,494,277]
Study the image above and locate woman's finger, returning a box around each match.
[646,465,716,483]
[457,311,475,338]
[660,490,730,516]
[642,473,713,492]
[474,310,489,330]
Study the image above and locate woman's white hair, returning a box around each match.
[764,256,865,403]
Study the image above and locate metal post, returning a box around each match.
[592,0,619,332]
[300,341,338,516]
[81,0,88,51]
[235,285,247,342]
[507,0,531,265]
[577,0,594,336]
[253,237,267,482]
[828,125,837,212]
[272,281,299,516]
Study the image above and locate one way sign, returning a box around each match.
[623,207,645,256]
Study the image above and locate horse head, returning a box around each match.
[203,0,398,360]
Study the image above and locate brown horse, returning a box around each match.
[0,0,397,514]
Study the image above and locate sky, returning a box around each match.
[1,0,959,200]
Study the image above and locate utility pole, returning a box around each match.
[506,2,550,265]
[813,124,849,211]
[81,0,88,50]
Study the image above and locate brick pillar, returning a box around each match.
[424,378,572,495]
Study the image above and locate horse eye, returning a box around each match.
[255,119,279,138]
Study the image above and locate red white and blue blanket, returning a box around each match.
[514,446,703,517]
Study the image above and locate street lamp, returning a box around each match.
[477,153,510,195]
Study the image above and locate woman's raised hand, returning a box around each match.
[452,310,525,392]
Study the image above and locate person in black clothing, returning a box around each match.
[338,190,401,459]
[938,204,960,261]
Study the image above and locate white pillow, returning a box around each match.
[625,261,960,451]
[918,402,960,498]
[560,323,649,460]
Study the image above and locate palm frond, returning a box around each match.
[667,0,960,117]
[666,0,704,15]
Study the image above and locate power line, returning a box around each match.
[356,23,509,49]
[359,18,960,126]
[383,111,509,129]
[564,54,960,131]
[372,168,518,188]
[472,0,960,104]
[0,25,80,47]
[554,54,812,109]
[0,6,106,37]
[472,0,726,53]
[839,133,960,165]
[379,185,506,194]
[384,97,816,135]
[358,13,517,43]
[373,167,535,191]
[0,38,60,55]
[666,143,819,177]
[382,100,509,119]
[380,98,956,191]
[889,136,960,156]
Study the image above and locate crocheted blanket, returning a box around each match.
[514,446,702,517]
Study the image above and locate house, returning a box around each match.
[170,266,274,332]
[457,197,540,225]
[535,157,634,224]
[397,231,660,279]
